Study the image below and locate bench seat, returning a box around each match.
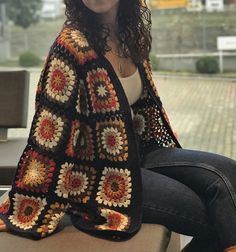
[0,214,172,252]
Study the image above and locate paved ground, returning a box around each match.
[154,74,236,160]
[8,71,236,160]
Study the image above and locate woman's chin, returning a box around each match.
[82,0,120,14]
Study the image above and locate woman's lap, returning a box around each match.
[140,147,236,205]
[140,147,236,249]
[141,167,216,237]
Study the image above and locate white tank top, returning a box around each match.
[119,68,143,119]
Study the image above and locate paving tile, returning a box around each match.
[154,74,236,160]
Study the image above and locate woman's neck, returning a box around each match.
[98,3,119,35]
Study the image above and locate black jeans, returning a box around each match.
[140,147,236,252]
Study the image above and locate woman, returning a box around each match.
[0,0,236,251]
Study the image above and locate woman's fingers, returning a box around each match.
[0,219,7,231]
[0,225,7,231]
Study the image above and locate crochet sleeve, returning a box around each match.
[142,58,181,147]
[0,45,80,240]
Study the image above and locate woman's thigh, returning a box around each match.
[141,147,236,248]
[140,147,236,201]
[141,168,216,238]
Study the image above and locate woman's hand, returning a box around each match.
[0,219,7,231]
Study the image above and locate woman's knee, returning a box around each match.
[205,177,236,209]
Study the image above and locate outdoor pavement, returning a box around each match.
[8,70,236,161]
[155,74,236,160]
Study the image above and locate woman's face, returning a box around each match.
[81,0,120,14]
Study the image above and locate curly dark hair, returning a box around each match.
[63,0,152,64]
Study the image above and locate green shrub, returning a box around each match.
[150,53,159,71]
[196,56,219,74]
[19,51,41,67]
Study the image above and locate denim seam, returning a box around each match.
[143,161,236,210]
[142,203,214,229]
[205,178,224,207]
[205,177,222,192]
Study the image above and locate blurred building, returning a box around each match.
[149,0,188,9]
[149,0,232,11]
[41,0,65,19]
[187,0,203,11]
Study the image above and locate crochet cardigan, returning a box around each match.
[0,26,181,241]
